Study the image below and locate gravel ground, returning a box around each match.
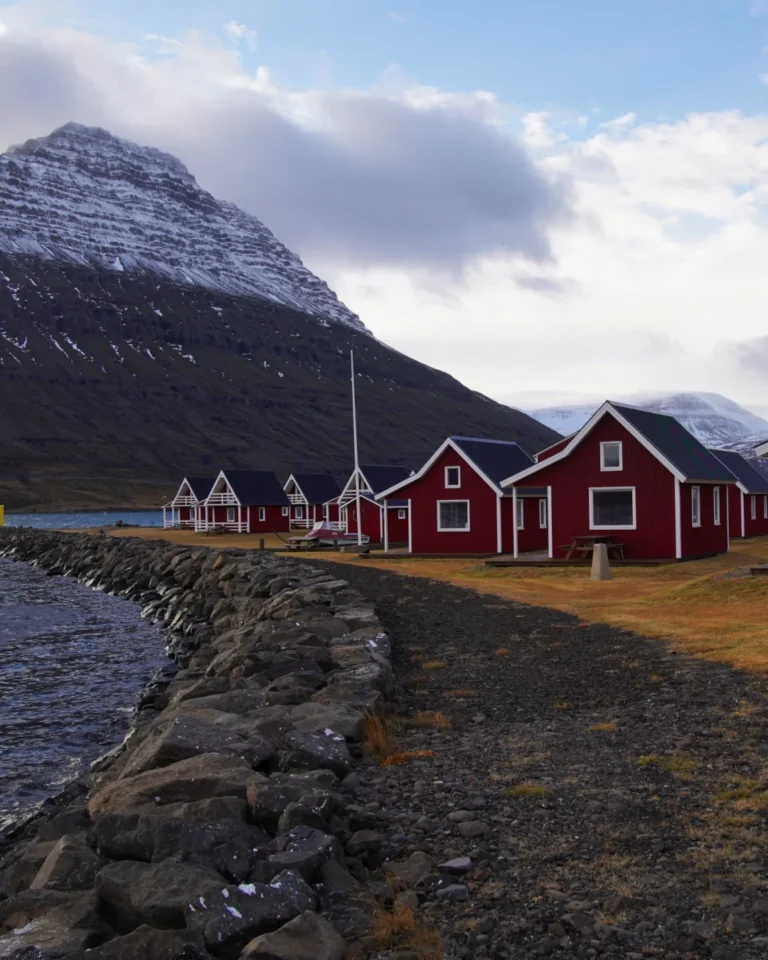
[313,561,768,960]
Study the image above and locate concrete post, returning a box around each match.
[590,543,611,581]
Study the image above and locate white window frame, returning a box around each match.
[539,498,548,528]
[445,465,461,489]
[295,505,304,519]
[713,486,721,526]
[437,499,470,532]
[258,507,266,522]
[398,508,406,519]
[691,485,701,528]
[589,486,637,530]
[281,506,289,517]
[600,441,623,472]
[751,495,757,520]
[515,498,524,530]
[226,506,236,523]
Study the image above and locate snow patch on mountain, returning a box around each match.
[0,123,364,332]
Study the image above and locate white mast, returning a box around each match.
[351,349,363,546]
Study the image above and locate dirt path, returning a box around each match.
[317,561,768,960]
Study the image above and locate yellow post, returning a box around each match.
[0,505,4,527]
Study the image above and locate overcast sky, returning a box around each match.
[2,0,768,413]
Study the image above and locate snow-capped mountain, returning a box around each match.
[527,392,768,459]
[0,123,364,331]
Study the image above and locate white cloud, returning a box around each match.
[1,7,768,411]
[223,20,257,49]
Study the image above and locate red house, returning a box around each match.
[376,437,546,555]
[162,476,214,530]
[338,465,411,544]
[199,470,291,533]
[503,401,735,561]
[283,474,342,529]
[709,450,768,539]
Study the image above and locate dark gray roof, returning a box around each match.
[385,499,409,507]
[186,476,215,500]
[223,470,289,505]
[708,450,768,494]
[291,473,341,504]
[451,436,535,489]
[611,403,734,483]
[360,464,411,495]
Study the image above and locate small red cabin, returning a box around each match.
[283,473,342,530]
[338,465,411,544]
[709,450,768,539]
[376,436,546,555]
[199,470,290,534]
[163,476,214,530]
[503,401,735,561]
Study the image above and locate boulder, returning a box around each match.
[0,889,71,933]
[70,925,213,959]
[30,836,103,892]
[36,808,91,842]
[89,754,267,815]
[241,910,346,959]
[141,797,248,823]
[119,716,253,777]
[0,841,57,896]
[276,731,351,778]
[95,860,224,929]
[266,827,342,881]
[384,852,433,888]
[0,893,109,958]
[288,703,365,741]
[248,779,335,833]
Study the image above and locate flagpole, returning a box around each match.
[351,349,363,546]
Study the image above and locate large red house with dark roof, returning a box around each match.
[709,450,768,539]
[199,470,291,534]
[503,401,735,560]
[376,437,547,554]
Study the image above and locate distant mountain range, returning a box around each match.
[0,123,557,511]
[524,392,768,473]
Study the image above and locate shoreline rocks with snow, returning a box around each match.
[0,530,393,959]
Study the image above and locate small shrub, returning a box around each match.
[422,660,447,670]
[553,700,571,710]
[588,722,617,732]
[508,782,549,798]
[364,713,395,760]
[370,901,443,958]
[412,711,452,730]
[382,750,434,766]
[496,647,510,656]
[638,753,696,776]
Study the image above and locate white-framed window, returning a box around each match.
[437,499,469,531]
[691,486,701,527]
[515,498,524,530]
[226,507,235,523]
[323,504,330,520]
[281,506,289,517]
[589,487,636,530]
[295,505,304,519]
[445,466,461,488]
[539,498,548,528]
[258,507,266,522]
[751,495,757,520]
[713,486,721,526]
[398,509,406,519]
[600,441,623,472]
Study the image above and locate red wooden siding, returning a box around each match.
[179,506,194,523]
[536,436,571,462]
[726,485,743,538]
[724,488,768,539]
[512,496,550,554]
[406,448,499,553]
[386,507,409,544]
[679,484,728,557]
[207,505,290,532]
[513,414,679,559]
[345,498,383,541]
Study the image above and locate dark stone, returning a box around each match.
[276,731,351,778]
[30,835,104,892]
[266,827,342,881]
[69,924,213,959]
[240,910,347,959]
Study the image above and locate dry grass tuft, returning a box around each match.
[442,688,477,698]
[364,713,395,760]
[422,660,447,670]
[507,781,549,798]
[369,902,443,958]
[553,699,571,710]
[638,753,697,777]
[495,647,510,656]
[588,722,617,732]
[408,674,429,686]
[382,750,434,767]
[412,711,453,730]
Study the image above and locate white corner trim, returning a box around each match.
[547,486,553,558]
[589,486,637,531]
[741,489,746,537]
[674,478,682,558]
[512,488,519,559]
[407,497,413,553]
[436,499,471,532]
[600,440,623,472]
[383,500,389,552]
[496,493,502,554]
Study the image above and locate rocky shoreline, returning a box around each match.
[0,530,397,959]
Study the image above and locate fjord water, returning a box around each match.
[0,558,166,831]
[4,511,163,529]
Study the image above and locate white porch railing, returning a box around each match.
[206,493,238,505]
[171,496,198,507]
[287,493,306,505]
[289,519,346,531]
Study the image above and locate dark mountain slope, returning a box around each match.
[0,255,557,510]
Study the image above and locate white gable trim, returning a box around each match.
[674,477,682,559]
[206,470,241,505]
[339,466,373,504]
[283,474,308,503]
[375,437,502,500]
[501,402,687,487]
[171,477,198,506]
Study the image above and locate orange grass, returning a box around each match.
[382,750,434,766]
[411,710,453,729]
[301,539,768,674]
[370,902,443,958]
[364,714,395,760]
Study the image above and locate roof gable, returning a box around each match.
[450,436,534,486]
[708,449,768,494]
[359,464,411,495]
[289,473,342,504]
[220,470,290,505]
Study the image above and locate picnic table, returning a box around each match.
[561,534,625,561]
